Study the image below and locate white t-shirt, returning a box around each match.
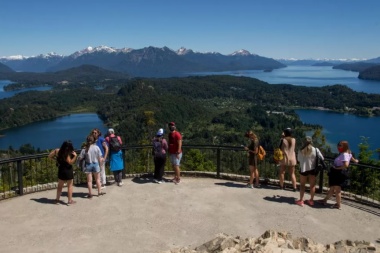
[297,146,324,173]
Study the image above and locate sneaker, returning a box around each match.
[101,185,106,190]
[174,179,181,184]
[157,180,163,184]
[295,200,304,207]
[118,182,123,187]
[305,199,314,206]
[246,184,254,189]
[153,179,158,183]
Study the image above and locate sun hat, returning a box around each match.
[108,128,115,134]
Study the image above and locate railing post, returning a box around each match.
[122,148,126,179]
[17,160,23,196]
[216,148,221,178]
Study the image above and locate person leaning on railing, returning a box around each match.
[48,140,78,205]
[317,140,359,210]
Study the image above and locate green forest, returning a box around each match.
[1,75,380,155]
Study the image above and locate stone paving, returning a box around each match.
[0,177,379,253]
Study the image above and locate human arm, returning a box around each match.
[176,139,182,157]
[66,151,78,165]
[351,156,359,164]
[102,140,109,158]
[48,148,59,160]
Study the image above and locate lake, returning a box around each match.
[0,113,108,151]
[192,65,380,94]
[295,109,380,156]
[0,80,51,99]
[1,66,380,156]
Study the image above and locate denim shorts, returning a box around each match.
[85,162,100,173]
[170,153,182,166]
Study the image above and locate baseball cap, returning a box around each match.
[168,122,175,126]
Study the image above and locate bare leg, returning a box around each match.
[279,165,286,188]
[67,179,74,203]
[86,173,93,196]
[174,165,180,181]
[254,167,259,186]
[335,186,342,207]
[288,166,297,189]
[299,175,306,201]
[248,165,255,185]
[309,175,316,200]
[95,172,101,195]
[56,179,65,201]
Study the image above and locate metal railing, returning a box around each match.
[1,145,379,207]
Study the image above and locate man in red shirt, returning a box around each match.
[168,122,182,184]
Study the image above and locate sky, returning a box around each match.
[1,0,380,60]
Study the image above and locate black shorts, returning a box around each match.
[300,169,319,177]
[328,168,346,187]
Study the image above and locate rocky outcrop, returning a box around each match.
[160,230,378,253]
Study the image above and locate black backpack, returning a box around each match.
[109,136,121,151]
[152,139,165,158]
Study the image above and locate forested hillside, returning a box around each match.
[1,75,380,151]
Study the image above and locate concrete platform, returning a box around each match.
[0,177,379,253]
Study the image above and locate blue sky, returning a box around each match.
[1,0,380,59]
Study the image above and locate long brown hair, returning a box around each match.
[85,135,96,153]
[338,140,351,154]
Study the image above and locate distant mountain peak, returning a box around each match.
[0,55,27,60]
[230,49,254,56]
[177,47,194,55]
[70,45,118,58]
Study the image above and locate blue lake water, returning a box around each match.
[0,113,108,151]
[192,66,380,94]
[0,80,51,99]
[295,109,380,156]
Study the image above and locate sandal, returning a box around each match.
[331,204,341,210]
[98,192,106,196]
[87,194,93,199]
[54,199,60,205]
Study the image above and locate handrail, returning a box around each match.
[1,145,379,207]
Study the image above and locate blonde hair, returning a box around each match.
[301,137,313,156]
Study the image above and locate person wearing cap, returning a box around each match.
[296,136,324,207]
[152,128,168,183]
[168,122,182,184]
[279,128,297,191]
[105,128,124,186]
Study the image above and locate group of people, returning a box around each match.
[244,128,359,210]
[48,122,183,205]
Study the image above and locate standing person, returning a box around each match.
[79,135,105,198]
[105,128,124,186]
[317,140,359,209]
[92,128,109,189]
[152,128,168,184]
[244,130,260,188]
[296,136,324,206]
[279,128,297,191]
[48,140,77,205]
[168,122,182,184]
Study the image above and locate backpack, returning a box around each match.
[152,139,165,158]
[109,136,121,151]
[257,145,266,161]
[273,148,284,162]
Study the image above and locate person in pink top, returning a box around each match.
[318,140,359,209]
[168,122,182,184]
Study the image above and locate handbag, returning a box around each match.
[315,148,327,172]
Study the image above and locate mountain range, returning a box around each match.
[0,46,286,78]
